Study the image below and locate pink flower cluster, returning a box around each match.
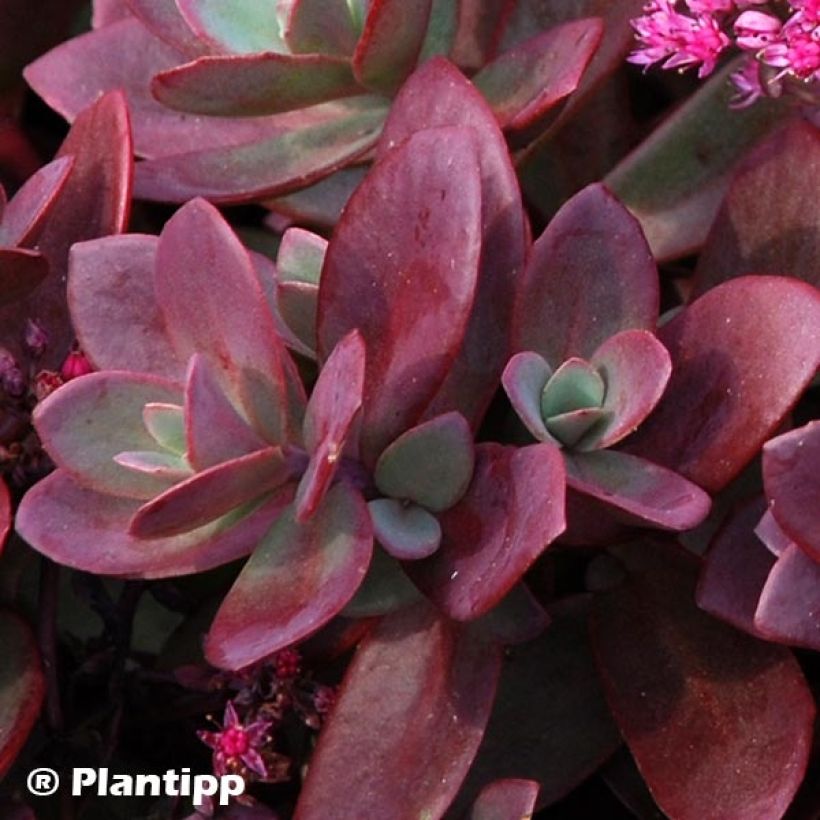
[629,0,820,106]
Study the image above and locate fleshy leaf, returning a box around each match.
[295,601,501,820]
[472,583,551,647]
[368,498,442,560]
[374,412,473,513]
[114,450,192,482]
[342,547,423,618]
[129,447,293,539]
[540,358,605,418]
[152,53,361,118]
[473,20,603,132]
[579,329,671,451]
[205,482,373,670]
[378,58,528,429]
[17,470,294,578]
[754,507,792,557]
[175,0,287,54]
[0,155,74,247]
[34,371,182,499]
[0,248,48,306]
[277,227,327,285]
[566,450,710,532]
[318,126,482,466]
[471,779,539,820]
[68,235,185,380]
[0,613,44,778]
[762,421,820,562]
[408,443,565,621]
[276,281,319,358]
[124,0,207,55]
[352,0,433,95]
[0,479,10,555]
[501,351,553,441]
[513,184,658,367]
[625,277,820,493]
[591,541,815,820]
[284,0,360,57]
[545,407,607,450]
[143,403,184,454]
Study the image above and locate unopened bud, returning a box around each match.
[60,348,93,381]
[24,318,49,358]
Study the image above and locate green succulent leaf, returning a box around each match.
[277,227,327,286]
[368,498,442,560]
[176,0,287,54]
[545,407,608,449]
[142,402,186,455]
[540,357,605,419]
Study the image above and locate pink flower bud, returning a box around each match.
[60,348,93,381]
[734,10,782,51]
[24,319,49,358]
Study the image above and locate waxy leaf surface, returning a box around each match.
[285,0,360,57]
[175,0,286,54]
[471,780,539,820]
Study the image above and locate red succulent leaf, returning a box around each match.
[0,612,44,778]
[175,0,286,55]
[152,53,362,118]
[205,482,373,670]
[754,508,792,557]
[755,544,820,651]
[16,470,294,578]
[694,121,820,296]
[591,541,815,820]
[68,235,185,380]
[473,19,603,133]
[33,371,183,499]
[454,597,620,814]
[318,125,483,466]
[129,447,294,539]
[134,98,387,205]
[579,329,671,451]
[450,0,511,70]
[471,582,550,646]
[0,155,74,247]
[407,442,565,621]
[0,248,48,307]
[0,479,10,555]
[696,497,773,637]
[284,0,361,58]
[296,330,366,521]
[184,355,268,471]
[762,421,820,563]
[124,0,208,56]
[378,57,528,429]
[513,183,658,367]
[565,450,711,531]
[625,277,820,493]
[352,0,433,95]
[294,601,501,820]
[471,779,539,820]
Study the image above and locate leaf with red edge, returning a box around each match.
[755,544,820,651]
[367,498,442,560]
[625,277,820,493]
[205,482,372,670]
[134,98,387,204]
[184,355,268,471]
[762,421,820,562]
[501,351,552,441]
[0,479,10,555]
[124,0,207,55]
[471,779,539,820]
[16,470,294,578]
[513,183,658,367]
[694,121,820,295]
[318,126,483,466]
[68,235,185,381]
[0,248,48,306]
[696,497,773,636]
[408,443,565,621]
[0,612,44,778]
[34,371,183,499]
[285,0,360,57]
[579,330,671,451]
[129,447,293,538]
[0,155,73,247]
[352,0,433,95]
[566,450,710,531]
[473,20,602,133]
[454,597,620,815]
[591,541,815,820]
[378,58,527,429]
[152,53,361,118]
[294,601,501,820]
[175,0,287,55]
[296,330,365,521]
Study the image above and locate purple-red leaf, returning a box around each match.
[566,450,710,531]
[68,234,185,380]
[378,58,528,428]
[762,421,820,562]
[16,470,294,578]
[0,479,10,555]
[294,601,501,820]
[205,482,373,670]
[124,0,207,55]
[471,779,539,820]
[626,277,820,493]
[352,0,433,95]
[501,351,552,441]
[473,20,602,132]
[318,126,482,465]
[592,541,815,820]
[0,612,44,778]
[408,443,565,621]
[513,184,658,366]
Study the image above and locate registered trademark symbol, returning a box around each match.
[27,768,60,796]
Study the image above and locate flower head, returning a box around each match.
[198,701,272,780]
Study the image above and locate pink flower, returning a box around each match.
[730,56,768,106]
[198,701,272,780]
[60,347,93,381]
[760,10,820,81]
[734,10,782,51]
